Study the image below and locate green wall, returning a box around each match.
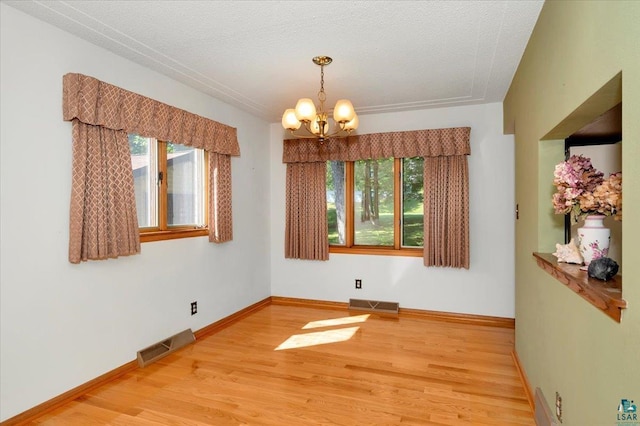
[503,1,640,425]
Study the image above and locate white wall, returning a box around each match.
[270,103,515,318]
[0,4,270,421]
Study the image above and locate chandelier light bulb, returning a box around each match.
[343,113,359,131]
[294,98,316,122]
[333,99,355,123]
[282,109,301,130]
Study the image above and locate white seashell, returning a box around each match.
[552,238,584,264]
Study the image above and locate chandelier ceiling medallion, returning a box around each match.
[281,56,359,143]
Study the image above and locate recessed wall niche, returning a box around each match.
[542,72,623,271]
[535,72,625,322]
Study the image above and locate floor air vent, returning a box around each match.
[535,387,559,426]
[348,298,399,314]
[137,328,195,367]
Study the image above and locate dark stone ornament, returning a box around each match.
[587,257,619,281]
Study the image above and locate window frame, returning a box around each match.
[329,158,423,257]
[132,137,209,243]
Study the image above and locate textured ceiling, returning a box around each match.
[4,0,544,122]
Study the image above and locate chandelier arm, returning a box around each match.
[288,127,353,140]
[289,122,322,138]
[288,131,326,140]
[326,128,354,138]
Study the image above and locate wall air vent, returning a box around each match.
[348,298,399,314]
[136,328,195,368]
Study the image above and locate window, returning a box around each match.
[129,134,208,242]
[327,157,424,256]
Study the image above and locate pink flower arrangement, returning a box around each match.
[552,155,622,222]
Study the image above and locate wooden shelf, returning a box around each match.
[533,252,626,322]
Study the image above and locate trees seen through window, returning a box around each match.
[327,157,424,256]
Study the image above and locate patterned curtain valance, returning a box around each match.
[282,127,470,163]
[63,73,240,156]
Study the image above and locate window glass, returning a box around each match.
[327,161,346,245]
[402,157,424,247]
[129,134,157,228]
[166,143,205,227]
[354,158,394,246]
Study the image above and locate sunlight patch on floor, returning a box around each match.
[275,326,360,350]
[302,314,370,330]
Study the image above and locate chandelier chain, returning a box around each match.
[318,64,326,105]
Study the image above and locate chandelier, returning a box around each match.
[281,56,359,143]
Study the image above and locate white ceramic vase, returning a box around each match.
[577,215,610,265]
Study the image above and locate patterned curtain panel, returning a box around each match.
[285,162,329,261]
[283,127,470,268]
[423,156,470,269]
[209,153,233,243]
[62,73,240,262]
[68,120,140,263]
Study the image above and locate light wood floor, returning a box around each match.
[31,305,534,425]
